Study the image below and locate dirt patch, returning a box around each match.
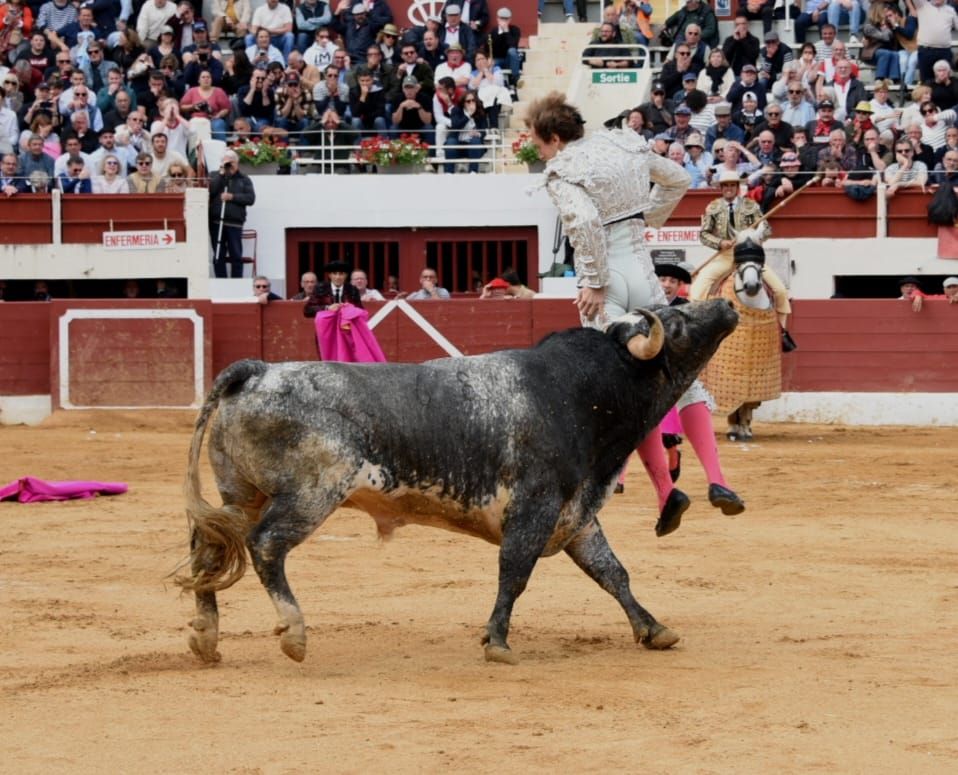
[1,414,955,773]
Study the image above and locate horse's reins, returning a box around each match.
[689,175,821,279]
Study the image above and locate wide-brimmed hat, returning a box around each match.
[898,275,921,287]
[854,100,873,113]
[325,260,352,273]
[382,23,399,36]
[716,169,741,185]
[684,133,704,148]
[655,262,692,284]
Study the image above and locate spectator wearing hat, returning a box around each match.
[663,0,719,48]
[897,275,923,301]
[670,70,699,105]
[434,43,471,86]
[705,102,745,151]
[726,63,767,112]
[136,0,177,48]
[757,31,793,84]
[247,0,294,61]
[480,276,511,299]
[182,41,225,87]
[638,82,674,134]
[391,74,432,139]
[209,149,254,278]
[721,15,759,76]
[732,91,764,142]
[439,4,476,63]
[295,0,331,54]
[330,1,373,65]
[683,132,712,187]
[805,98,842,143]
[665,104,696,144]
[655,261,692,304]
[848,99,875,143]
[490,7,521,83]
[181,19,221,64]
[443,0,489,34]
[375,22,401,64]
[659,40,698,96]
[911,276,958,310]
[304,260,363,315]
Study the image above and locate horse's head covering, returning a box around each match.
[734,237,766,265]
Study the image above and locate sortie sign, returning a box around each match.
[592,71,638,84]
[102,229,177,250]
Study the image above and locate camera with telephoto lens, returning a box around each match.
[195,101,210,112]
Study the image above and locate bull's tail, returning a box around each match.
[175,359,269,594]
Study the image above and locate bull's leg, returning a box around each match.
[188,527,222,664]
[564,519,679,650]
[482,502,558,665]
[246,492,339,662]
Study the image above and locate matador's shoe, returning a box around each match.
[655,489,690,537]
[708,484,745,515]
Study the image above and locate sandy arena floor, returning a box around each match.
[1,411,956,774]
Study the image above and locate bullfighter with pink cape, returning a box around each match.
[314,303,386,363]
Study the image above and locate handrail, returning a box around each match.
[579,42,652,69]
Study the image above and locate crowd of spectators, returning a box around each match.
[596,0,958,208]
[0,0,526,186]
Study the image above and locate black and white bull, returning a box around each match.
[178,300,738,665]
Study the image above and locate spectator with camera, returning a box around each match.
[180,68,230,139]
[209,149,255,278]
[182,40,224,86]
[246,27,285,68]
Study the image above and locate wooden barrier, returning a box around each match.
[2,299,956,403]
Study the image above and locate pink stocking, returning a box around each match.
[636,425,672,511]
[617,455,629,486]
[679,401,727,487]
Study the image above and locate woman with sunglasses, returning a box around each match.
[157,162,189,192]
[444,89,489,174]
[93,152,130,193]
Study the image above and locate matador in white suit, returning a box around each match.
[526,92,745,536]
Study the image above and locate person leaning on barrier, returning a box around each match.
[0,153,27,196]
[584,22,631,69]
[290,271,318,300]
[209,149,256,279]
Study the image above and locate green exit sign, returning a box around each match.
[592,70,638,84]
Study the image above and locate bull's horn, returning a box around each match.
[627,310,665,360]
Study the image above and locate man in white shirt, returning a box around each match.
[247,0,294,62]
[351,270,385,301]
[913,0,958,83]
[136,0,176,47]
[53,135,94,177]
[303,27,338,70]
[434,44,471,87]
[150,131,192,178]
[406,267,451,300]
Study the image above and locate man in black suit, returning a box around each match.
[304,260,363,317]
[439,4,477,63]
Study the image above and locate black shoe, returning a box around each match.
[709,484,745,515]
[614,483,624,494]
[655,489,690,537]
[668,449,682,483]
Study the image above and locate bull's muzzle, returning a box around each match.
[627,310,664,360]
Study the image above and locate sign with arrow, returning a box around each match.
[102,229,177,250]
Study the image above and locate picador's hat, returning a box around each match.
[655,262,692,284]
[734,237,766,264]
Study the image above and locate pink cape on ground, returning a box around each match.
[0,477,128,503]
[314,304,386,363]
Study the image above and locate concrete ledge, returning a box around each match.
[0,395,53,426]
[754,392,958,427]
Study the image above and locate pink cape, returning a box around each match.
[314,304,386,363]
[0,477,128,503]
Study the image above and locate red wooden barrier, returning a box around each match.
[60,194,187,243]
[0,303,51,394]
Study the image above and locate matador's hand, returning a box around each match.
[576,286,606,321]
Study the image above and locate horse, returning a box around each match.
[700,248,782,442]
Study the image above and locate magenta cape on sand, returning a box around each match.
[314,304,387,363]
[0,477,128,503]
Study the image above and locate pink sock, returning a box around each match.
[636,425,673,511]
[680,402,727,487]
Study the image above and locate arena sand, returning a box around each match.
[1,411,955,774]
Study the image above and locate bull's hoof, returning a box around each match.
[655,489,690,537]
[484,644,520,665]
[188,626,221,663]
[274,623,307,662]
[641,624,680,650]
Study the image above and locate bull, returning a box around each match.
[178,300,738,665]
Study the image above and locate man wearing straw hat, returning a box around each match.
[691,168,791,331]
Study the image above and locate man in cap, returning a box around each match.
[434,43,471,86]
[294,0,332,54]
[445,0,489,34]
[440,4,476,62]
[331,1,374,64]
[208,148,256,278]
[910,276,958,310]
[693,168,791,330]
[705,102,745,150]
[666,104,694,143]
[490,7,521,87]
[390,74,432,138]
[726,63,767,112]
[248,0,294,61]
[804,98,842,143]
[721,14,760,76]
[758,30,793,83]
[638,81,674,134]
